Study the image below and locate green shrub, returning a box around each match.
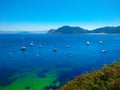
[60,61,120,90]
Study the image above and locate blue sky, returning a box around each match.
[0,0,120,31]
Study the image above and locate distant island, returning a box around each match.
[0,26,120,34]
[47,26,120,34]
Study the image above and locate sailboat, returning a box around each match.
[53,48,57,52]
[21,37,26,51]
[53,41,57,52]
[29,41,34,46]
[66,45,70,48]
[99,40,103,44]
[86,41,90,45]
[38,44,42,48]
[102,50,106,53]
[21,46,26,51]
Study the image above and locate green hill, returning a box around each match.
[47,26,120,34]
[47,26,88,34]
[91,26,120,33]
[60,61,120,90]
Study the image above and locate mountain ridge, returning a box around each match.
[47,26,120,34]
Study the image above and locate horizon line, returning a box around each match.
[0,24,120,32]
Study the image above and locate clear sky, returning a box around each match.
[0,0,120,31]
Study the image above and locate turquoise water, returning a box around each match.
[0,34,120,90]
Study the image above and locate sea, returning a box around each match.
[0,34,120,90]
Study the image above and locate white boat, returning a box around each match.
[86,41,90,45]
[30,41,34,46]
[21,37,26,51]
[38,44,42,48]
[66,45,70,48]
[99,41,103,44]
[102,50,106,53]
[53,48,57,52]
[21,46,26,51]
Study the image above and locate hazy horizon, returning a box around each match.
[0,23,120,32]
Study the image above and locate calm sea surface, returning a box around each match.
[0,34,120,90]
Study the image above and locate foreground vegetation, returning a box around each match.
[60,61,120,90]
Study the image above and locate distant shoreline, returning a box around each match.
[0,33,120,35]
[47,25,120,34]
[0,25,120,34]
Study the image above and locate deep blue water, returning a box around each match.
[0,34,120,87]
